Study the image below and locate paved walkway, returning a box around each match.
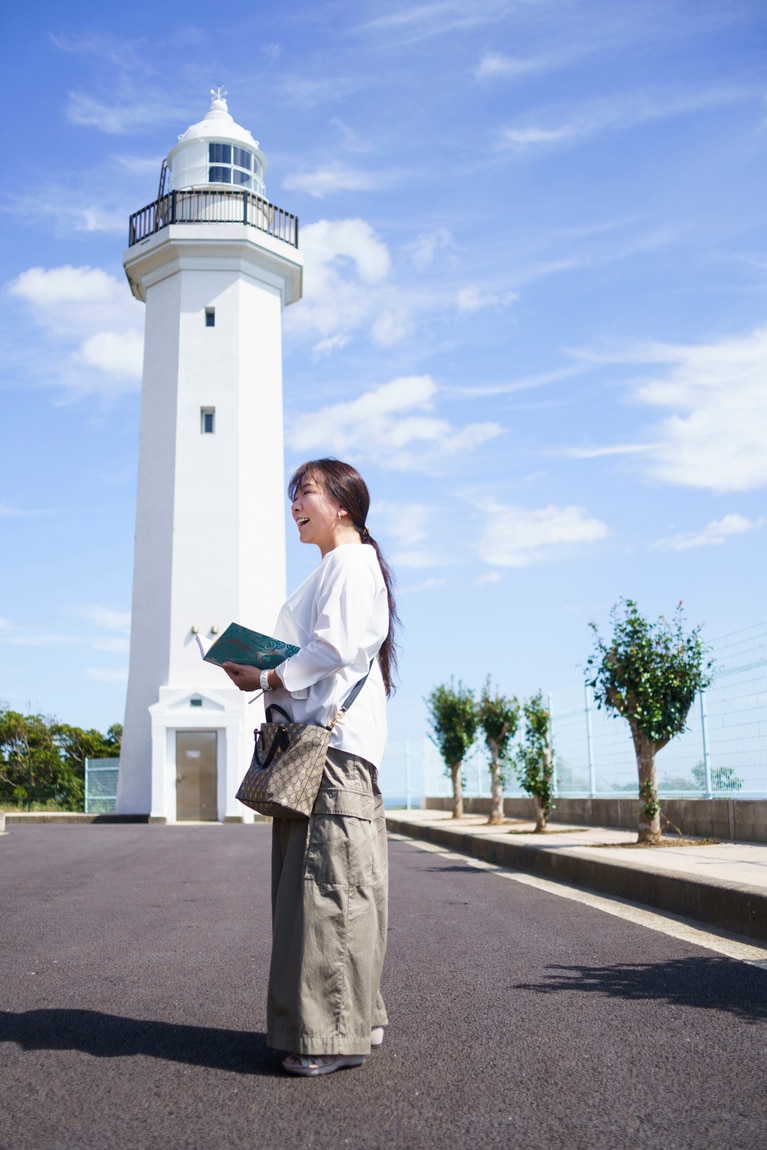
[385,809,767,943]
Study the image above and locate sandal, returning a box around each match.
[282,1053,365,1077]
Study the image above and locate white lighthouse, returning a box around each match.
[116,92,302,821]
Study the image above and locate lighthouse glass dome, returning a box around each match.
[208,142,263,188]
[168,92,267,196]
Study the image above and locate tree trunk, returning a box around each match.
[633,728,661,844]
[450,762,463,819]
[487,743,504,824]
[533,732,553,832]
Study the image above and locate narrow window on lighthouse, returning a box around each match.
[201,407,216,434]
[205,307,215,327]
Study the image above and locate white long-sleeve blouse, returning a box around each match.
[271,543,389,768]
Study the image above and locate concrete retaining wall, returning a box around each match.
[424,796,767,843]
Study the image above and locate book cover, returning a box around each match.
[197,622,300,670]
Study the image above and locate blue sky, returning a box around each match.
[1,0,766,754]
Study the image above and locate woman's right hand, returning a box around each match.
[222,662,262,692]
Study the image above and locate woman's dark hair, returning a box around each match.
[288,458,400,696]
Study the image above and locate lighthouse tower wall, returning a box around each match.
[116,97,301,819]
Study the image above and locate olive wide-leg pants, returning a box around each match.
[267,748,389,1056]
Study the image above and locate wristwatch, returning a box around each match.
[260,668,273,691]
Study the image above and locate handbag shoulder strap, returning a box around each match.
[329,658,375,729]
[265,659,376,729]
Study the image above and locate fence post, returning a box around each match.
[547,691,557,794]
[700,688,712,797]
[405,740,412,810]
[584,681,596,797]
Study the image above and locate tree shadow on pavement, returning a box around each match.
[514,955,767,1023]
[0,1009,283,1075]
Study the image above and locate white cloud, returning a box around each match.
[76,331,144,379]
[635,328,767,492]
[287,375,502,471]
[574,326,767,491]
[653,514,765,551]
[476,500,608,568]
[286,215,516,353]
[7,265,144,394]
[284,218,393,348]
[9,265,123,308]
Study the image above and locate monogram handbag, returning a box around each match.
[235,668,372,818]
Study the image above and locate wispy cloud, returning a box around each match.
[371,500,450,568]
[65,92,186,135]
[571,326,767,492]
[76,606,131,633]
[497,85,760,151]
[404,228,457,271]
[287,375,502,472]
[456,285,518,312]
[358,0,511,42]
[400,577,448,593]
[475,49,580,81]
[653,514,765,551]
[475,498,608,568]
[84,666,129,683]
[282,163,401,198]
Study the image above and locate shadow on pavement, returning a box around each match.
[0,1009,283,1075]
[514,955,767,1023]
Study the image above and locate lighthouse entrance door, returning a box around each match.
[175,731,218,821]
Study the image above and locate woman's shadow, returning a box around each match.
[0,1009,283,1076]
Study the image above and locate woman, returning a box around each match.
[224,459,398,1077]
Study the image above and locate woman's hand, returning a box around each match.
[222,662,262,692]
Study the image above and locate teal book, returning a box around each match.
[197,622,299,670]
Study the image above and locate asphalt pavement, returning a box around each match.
[1,824,766,1150]
[386,808,767,943]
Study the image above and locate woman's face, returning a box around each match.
[291,473,345,556]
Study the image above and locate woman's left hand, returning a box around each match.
[222,662,262,692]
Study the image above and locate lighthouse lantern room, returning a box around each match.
[117,92,303,821]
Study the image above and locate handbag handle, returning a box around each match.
[254,722,291,770]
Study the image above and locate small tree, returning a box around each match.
[515,691,554,832]
[586,599,712,844]
[476,678,519,825]
[425,679,477,819]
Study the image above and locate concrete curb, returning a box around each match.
[386,814,767,944]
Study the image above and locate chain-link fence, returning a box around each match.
[382,621,767,805]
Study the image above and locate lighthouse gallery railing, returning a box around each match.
[128,188,299,248]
